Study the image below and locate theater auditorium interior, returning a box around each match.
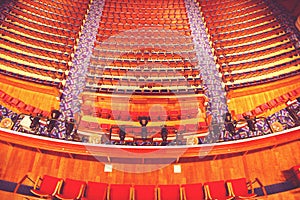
[0,0,300,199]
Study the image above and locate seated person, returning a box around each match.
[30,113,42,130]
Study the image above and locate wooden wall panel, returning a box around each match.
[1,140,299,187]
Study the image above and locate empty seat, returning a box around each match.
[158,184,181,200]
[55,178,86,200]
[204,180,234,200]
[82,182,108,200]
[182,183,204,200]
[133,185,156,200]
[30,175,63,198]
[109,184,131,200]
[226,178,257,199]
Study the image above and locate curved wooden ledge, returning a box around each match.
[0,127,299,163]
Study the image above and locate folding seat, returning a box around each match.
[226,178,257,199]
[109,184,132,200]
[82,182,108,200]
[133,185,156,200]
[204,180,234,200]
[182,183,204,200]
[55,178,86,200]
[24,104,35,113]
[158,184,181,200]
[30,175,63,198]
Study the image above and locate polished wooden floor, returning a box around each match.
[0,139,299,188]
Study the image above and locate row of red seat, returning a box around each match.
[99,19,189,28]
[14,1,83,25]
[208,15,276,34]
[38,0,89,7]
[93,48,196,59]
[0,58,65,80]
[218,42,293,63]
[225,70,300,91]
[88,66,199,77]
[2,21,75,46]
[20,0,87,18]
[0,37,71,62]
[104,4,185,10]
[94,42,195,53]
[92,51,194,61]
[218,42,293,64]
[0,90,50,117]
[101,11,188,20]
[95,34,191,45]
[199,0,256,7]
[214,33,290,56]
[200,0,263,12]
[0,47,69,70]
[0,29,74,53]
[89,57,197,68]
[211,21,280,41]
[10,7,81,31]
[5,13,78,39]
[223,58,300,82]
[204,10,272,28]
[213,27,284,49]
[31,175,258,200]
[32,0,88,12]
[236,88,300,118]
[220,49,299,72]
[86,76,202,87]
[29,175,260,200]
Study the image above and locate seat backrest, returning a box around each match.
[85,182,108,200]
[134,185,156,200]
[182,183,203,200]
[204,180,227,199]
[158,184,181,200]
[39,175,62,195]
[226,178,249,197]
[109,184,131,200]
[61,178,86,199]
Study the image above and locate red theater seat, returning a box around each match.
[109,184,131,200]
[182,183,204,200]
[55,178,86,200]
[158,184,181,200]
[30,175,63,198]
[226,178,257,199]
[82,182,108,200]
[133,185,156,200]
[204,180,234,200]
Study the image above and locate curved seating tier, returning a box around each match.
[81,0,207,141]
[196,0,300,117]
[0,0,91,115]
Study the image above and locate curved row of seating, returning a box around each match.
[198,0,299,93]
[0,90,50,117]
[0,0,90,117]
[28,175,261,200]
[88,66,200,78]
